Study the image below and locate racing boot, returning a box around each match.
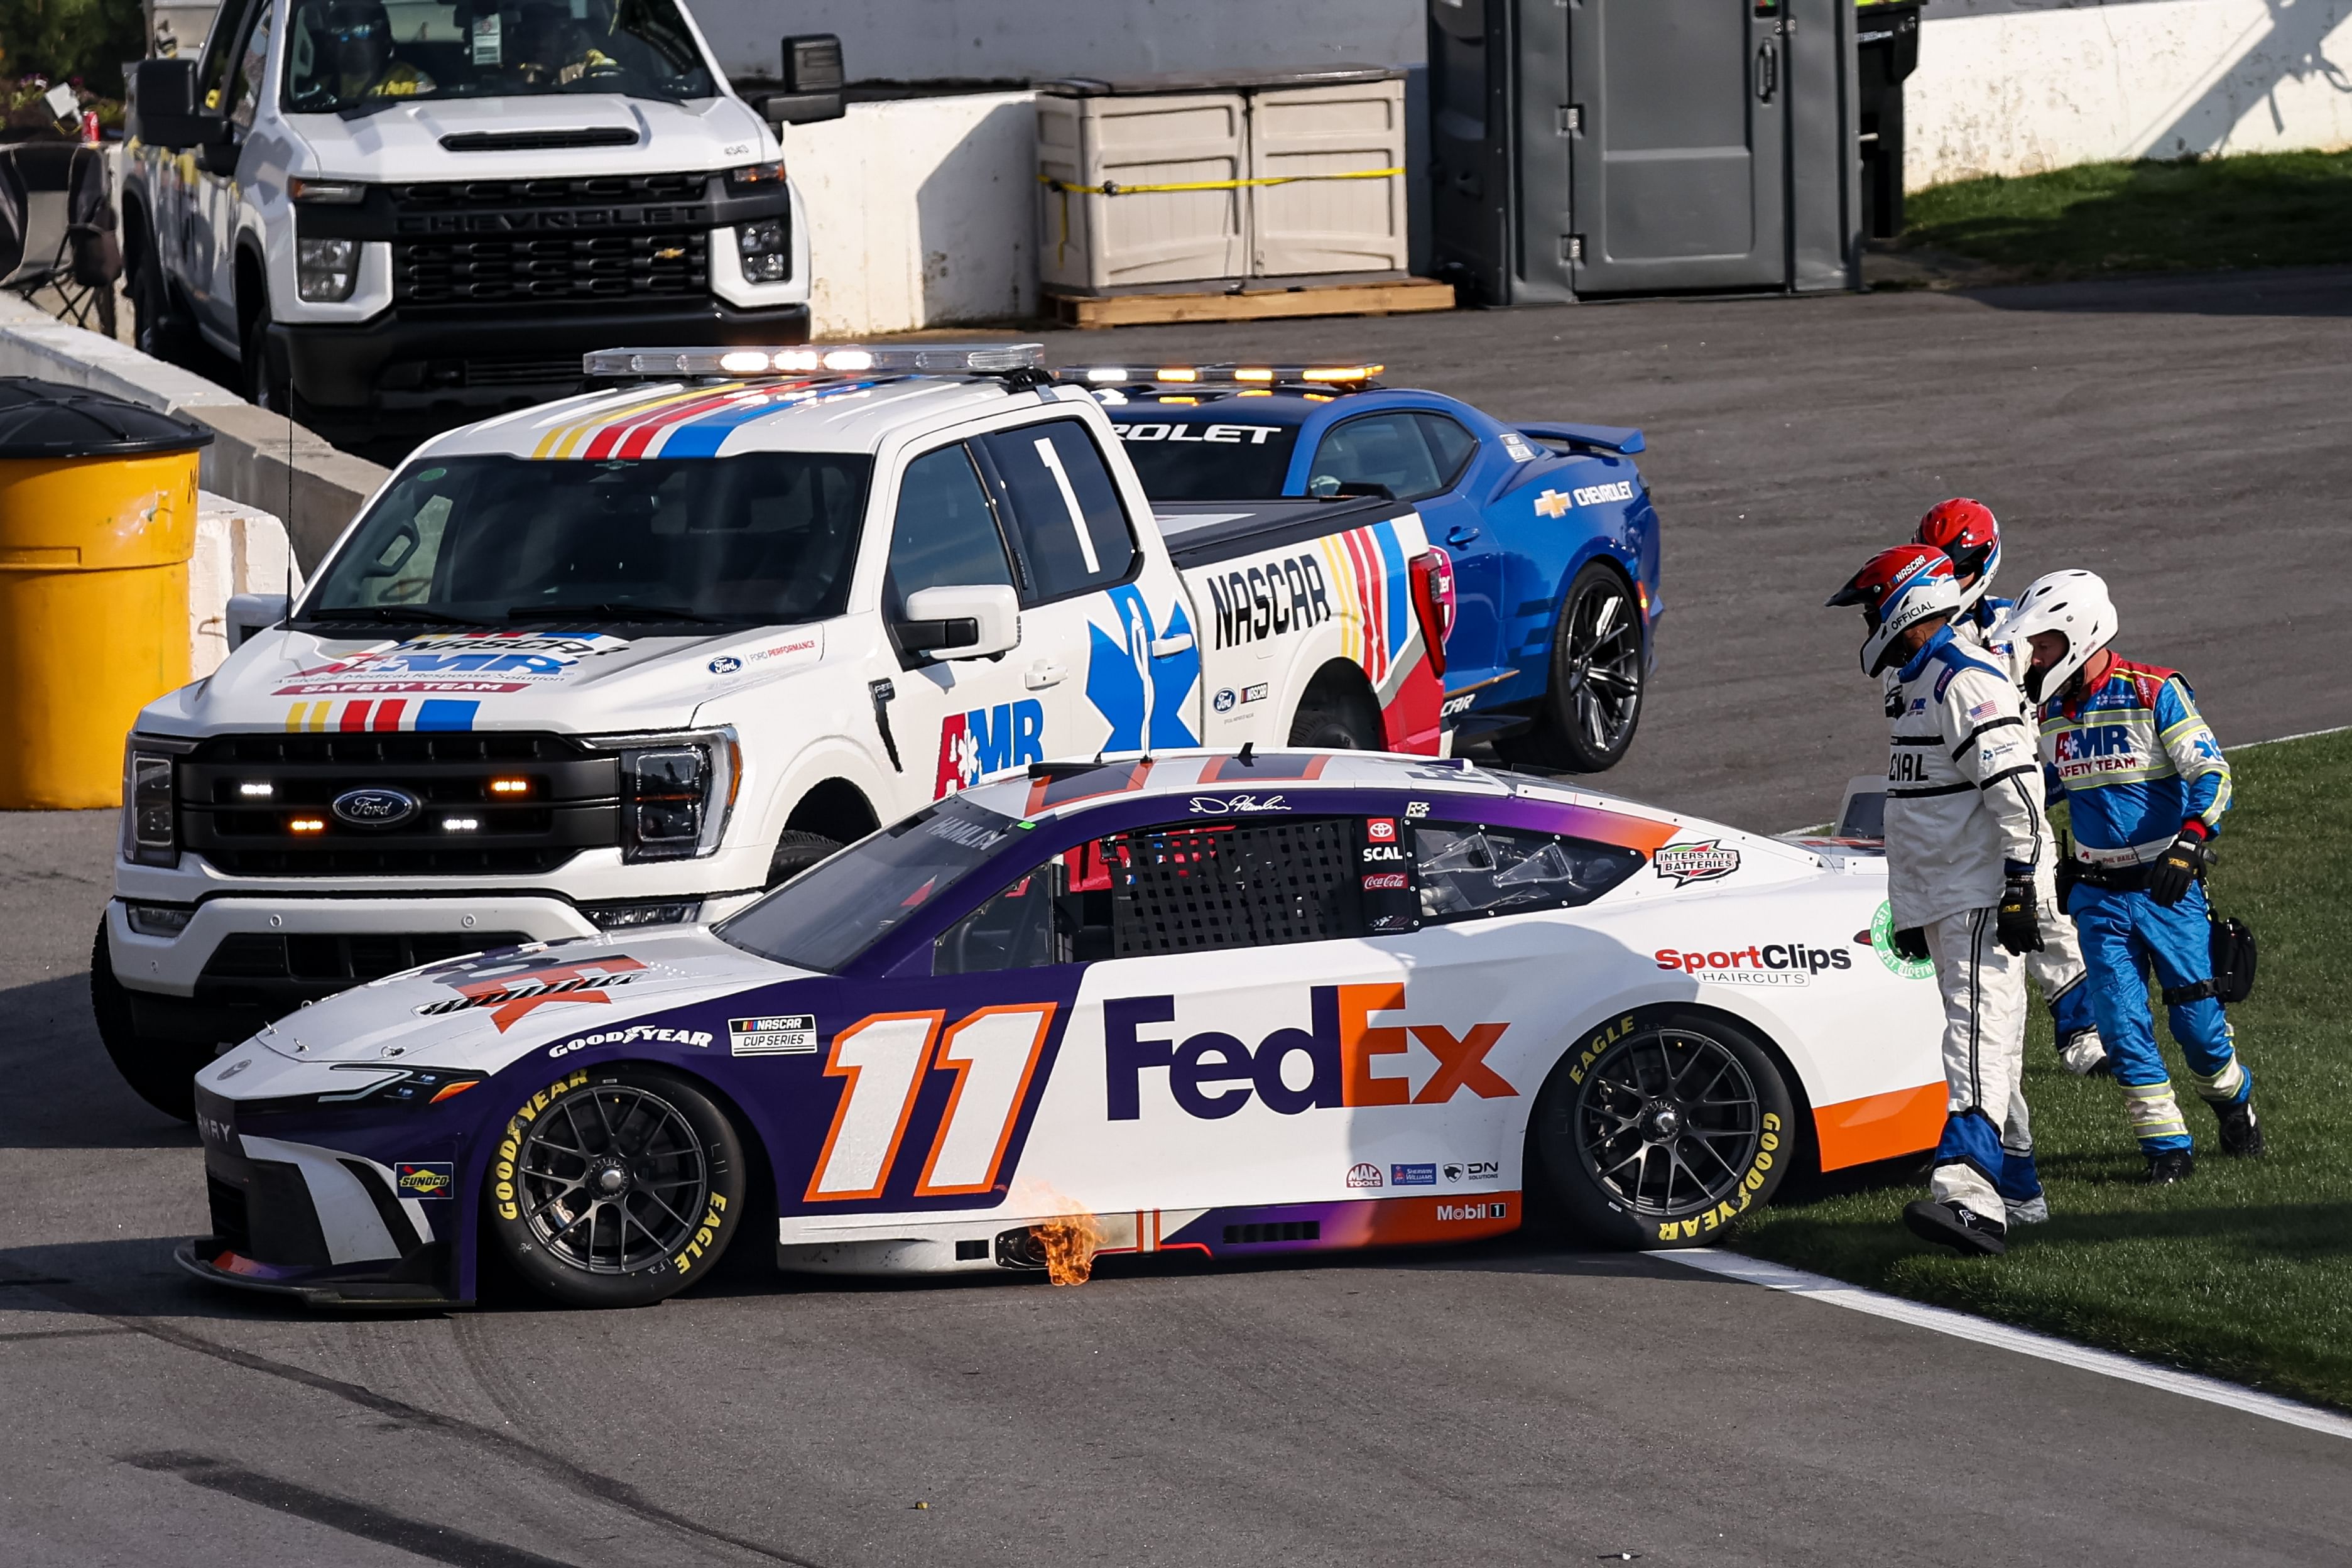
[1903,1199,2008,1256]
[2006,1194,2050,1225]
[2059,1028,2110,1077]
[2216,1097,2267,1157]
[2143,1149,2196,1185]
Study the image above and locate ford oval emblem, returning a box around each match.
[331,787,420,829]
[709,655,743,675]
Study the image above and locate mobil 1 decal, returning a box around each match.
[772,972,1086,1216]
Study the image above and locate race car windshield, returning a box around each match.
[714,797,1020,973]
[298,453,872,629]
[1111,420,1298,500]
[282,0,719,114]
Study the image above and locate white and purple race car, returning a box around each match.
[184,751,1944,1309]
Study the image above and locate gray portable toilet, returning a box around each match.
[1427,0,1858,303]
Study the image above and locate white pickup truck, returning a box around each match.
[99,342,1456,1117]
[121,0,843,448]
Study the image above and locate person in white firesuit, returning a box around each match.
[1829,544,2049,1255]
[1910,500,2108,1079]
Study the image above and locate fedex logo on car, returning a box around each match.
[1106,984,1516,1121]
[934,699,1046,797]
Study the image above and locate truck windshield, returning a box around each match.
[282,0,718,113]
[299,452,871,628]
[1110,419,1300,500]
[714,797,1021,973]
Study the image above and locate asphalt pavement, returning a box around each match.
[8,272,2352,1566]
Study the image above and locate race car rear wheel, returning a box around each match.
[1530,1008,1796,1250]
[1506,562,1643,773]
[486,1065,748,1309]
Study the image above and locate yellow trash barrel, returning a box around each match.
[0,378,212,809]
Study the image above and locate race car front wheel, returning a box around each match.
[1530,1007,1797,1250]
[486,1065,749,1309]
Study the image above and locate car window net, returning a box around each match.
[1109,818,1362,955]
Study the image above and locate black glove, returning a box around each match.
[1996,870,2044,954]
[1892,925,1929,963]
[2147,832,2209,908]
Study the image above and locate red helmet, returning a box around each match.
[1914,498,2001,611]
[1826,543,1964,676]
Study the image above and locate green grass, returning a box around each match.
[1903,149,2352,279]
[1733,729,2352,1411]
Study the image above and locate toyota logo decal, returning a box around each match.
[331,787,421,829]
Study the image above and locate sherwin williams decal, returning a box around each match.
[275,631,628,698]
[934,698,1047,798]
[1086,585,1200,751]
[1105,983,1516,1121]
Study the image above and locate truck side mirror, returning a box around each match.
[226,592,290,651]
[898,585,1020,660]
[762,33,845,127]
[129,58,208,150]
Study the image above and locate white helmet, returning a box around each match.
[1993,570,2118,702]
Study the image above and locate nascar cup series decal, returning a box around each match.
[729,1014,819,1056]
[1652,840,1740,886]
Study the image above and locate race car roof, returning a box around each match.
[951,749,1669,829]
[416,374,1077,462]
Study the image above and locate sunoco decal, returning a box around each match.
[395,1161,454,1199]
[1653,841,1740,887]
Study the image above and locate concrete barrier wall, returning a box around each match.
[0,295,386,570]
[1907,0,2352,188]
[191,493,300,678]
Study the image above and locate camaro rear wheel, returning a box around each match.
[486,1065,747,1308]
[1531,1008,1796,1250]
[1508,562,1644,773]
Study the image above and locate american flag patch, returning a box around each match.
[1967,699,2000,720]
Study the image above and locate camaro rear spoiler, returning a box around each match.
[1517,421,1645,456]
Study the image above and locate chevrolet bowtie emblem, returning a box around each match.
[1534,489,1572,519]
[653,246,685,261]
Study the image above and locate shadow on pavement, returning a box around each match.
[1,972,198,1152]
[1960,266,2352,318]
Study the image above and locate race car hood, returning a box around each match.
[231,925,808,1074]
[146,623,827,736]
[284,93,771,180]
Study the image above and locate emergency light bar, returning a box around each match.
[1053,363,1385,391]
[582,343,1046,379]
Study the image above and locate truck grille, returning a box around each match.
[391,172,709,207]
[395,232,707,305]
[179,732,619,878]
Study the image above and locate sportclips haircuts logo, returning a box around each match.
[1107,984,1516,1121]
[416,956,650,1031]
[1654,943,1850,987]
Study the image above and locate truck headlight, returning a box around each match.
[597,729,740,863]
[736,220,788,283]
[297,237,358,302]
[122,744,180,868]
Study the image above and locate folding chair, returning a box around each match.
[1,140,121,335]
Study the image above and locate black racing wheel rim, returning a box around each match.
[1562,576,1642,758]
[1574,1026,1762,1217]
[514,1083,710,1275]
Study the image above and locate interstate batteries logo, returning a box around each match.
[1870,900,1936,980]
[1653,841,1741,887]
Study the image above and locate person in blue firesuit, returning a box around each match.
[1996,570,2264,1182]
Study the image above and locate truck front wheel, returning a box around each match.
[130,223,195,365]
[90,921,213,1123]
[766,830,840,888]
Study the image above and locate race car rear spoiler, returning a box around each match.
[1517,421,1645,456]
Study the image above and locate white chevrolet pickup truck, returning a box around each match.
[99,343,1456,1117]
[122,0,843,448]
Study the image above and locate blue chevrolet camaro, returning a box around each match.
[1068,366,1663,772]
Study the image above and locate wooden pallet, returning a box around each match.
[1044,276,1457,330]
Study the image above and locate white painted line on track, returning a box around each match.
[1648,1247,2352,1442]
[2232,722,2352,749]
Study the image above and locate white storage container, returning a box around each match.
[1037,67,1407,295]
